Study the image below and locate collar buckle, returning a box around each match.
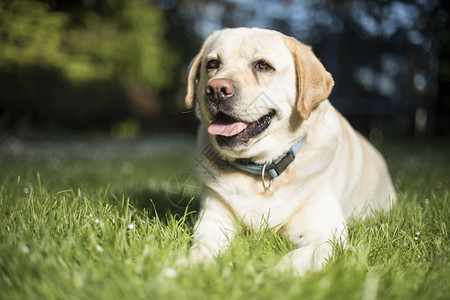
[261,151,294,191]
[226,135,306,191]
[268,151,295,177]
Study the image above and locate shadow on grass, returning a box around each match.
[116,172,202,223]
[123,187,200,218]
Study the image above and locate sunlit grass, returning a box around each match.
[0,135,449,299]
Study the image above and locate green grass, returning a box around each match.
[0,135,449,299]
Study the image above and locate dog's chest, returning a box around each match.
[212,175,301,229]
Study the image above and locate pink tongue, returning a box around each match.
[207,121,248,137]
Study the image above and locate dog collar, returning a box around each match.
[229,135,306,190]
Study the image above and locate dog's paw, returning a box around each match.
[188,244,216,265]
[174,253,211,270]
[176,243,218,269]
[271,244,331,276]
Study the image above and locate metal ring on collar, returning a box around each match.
[261,163,273,191]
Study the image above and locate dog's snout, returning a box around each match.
[205,78,235,102]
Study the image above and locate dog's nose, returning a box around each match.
[205,78,235,101]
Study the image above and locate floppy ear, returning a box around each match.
[285,37,334,120]
[185,53,203,109]
[185,32,218,109]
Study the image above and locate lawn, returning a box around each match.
[0,134,448,300]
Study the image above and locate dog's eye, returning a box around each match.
[206,59,220,70]
[254,60,273,71]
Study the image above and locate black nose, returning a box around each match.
[205,78,235,102]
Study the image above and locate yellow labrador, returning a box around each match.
[185,28,396,274]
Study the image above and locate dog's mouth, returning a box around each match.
[207,110,276,149]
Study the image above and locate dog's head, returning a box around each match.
[186,28,334,162]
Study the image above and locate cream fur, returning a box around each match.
[186,28,396,275]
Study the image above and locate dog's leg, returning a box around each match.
[190,188,237,263]
[275,227,347,275]
[275,196,348,275]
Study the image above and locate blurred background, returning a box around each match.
[0,0,448,142]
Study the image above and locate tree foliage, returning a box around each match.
[0,0,67,68]
[0,0,179,131]
[63,0,177,90]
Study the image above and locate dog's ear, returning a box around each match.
[185,32,218,109]
[185,53,203,109]
[285,37,334,120]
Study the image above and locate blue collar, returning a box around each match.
[229,135,306,180]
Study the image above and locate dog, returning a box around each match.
[185,27,396,274]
